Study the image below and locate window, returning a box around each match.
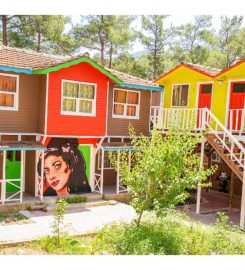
[201,84,212,93]
[233,83,245,93]
[113,89,140,119]
[97,151,115,169]
[172,84,189,107]
[61,80,96,116]
[0,74,18,110]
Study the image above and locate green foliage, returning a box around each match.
[110,127,216,226]
[62,195,87,204]
[72,15,137,66]
[51,199,68,246]
[98,211,245,255]
[171,15,213,65]
[39,235,107,255]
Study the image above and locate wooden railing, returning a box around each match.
[228,109,245,136]
[0,179,22,204]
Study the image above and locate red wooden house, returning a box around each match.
[0,46,162,204]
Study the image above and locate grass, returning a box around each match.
[1,210,245,255]
[97,211,245,255]
[0,213,31,226]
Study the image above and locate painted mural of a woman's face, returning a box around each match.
[43,155,72,196]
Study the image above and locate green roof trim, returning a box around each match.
[33,57,123,84]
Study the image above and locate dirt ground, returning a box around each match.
[0,243,48,255]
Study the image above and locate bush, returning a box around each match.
[97,211,245,255]
[63,196,87,204]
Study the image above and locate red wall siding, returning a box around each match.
[47,62,108,136]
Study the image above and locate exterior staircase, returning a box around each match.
[150,106,245,228]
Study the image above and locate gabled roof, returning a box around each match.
[215,58,245,78]
[107,68,163,92]
[0,46,162,91]
[0,45,73,70]
[0,46,122,84]
[154,62,221,82]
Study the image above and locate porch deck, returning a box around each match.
[180,190,242,226]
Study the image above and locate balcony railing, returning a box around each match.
[150,106,245,135]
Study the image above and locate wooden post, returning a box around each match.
[229,172,234,211]
[20,150,24,203]
[240,166,245,229]
[2,151,6,204]
[40,150,44,201]
[116,150,120,194]
[196,139,205,214]
[101,148,104,195]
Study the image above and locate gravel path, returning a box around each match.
[0,202,136,244]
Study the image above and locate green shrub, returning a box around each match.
[39,235,107,255]
[63,196,87,204]
[97,211,245,255]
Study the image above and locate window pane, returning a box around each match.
[113,104,124,115]
[114,90,126,103]
[0,75,16,92]
[127,92,139,104]
[63,98,76,112]
[63,82,79,97]
[79,100,92,113]
[127,105,137,116]
[201,85,212,93]
[0,93,14,107]
[233,83,245,93]
[79,84,95,99]
[172,86,180,106]
[181,85,189,106]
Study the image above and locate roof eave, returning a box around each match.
[0,66,33,74]
[113,83,163,92]
[33,56,123,84]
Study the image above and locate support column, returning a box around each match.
[20,150,24,203]
[116,151,120,194]
[101,148,104,195]
[35,150,39,197]
[229,172,234,211]
[196,139,206,214]
[240,166,245,229]
[40,150,44,201]
[1,151,6,204]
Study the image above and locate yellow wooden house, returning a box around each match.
[153,60,245,229]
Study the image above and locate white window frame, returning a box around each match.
[0,73,19,111]
[61,79,97,117]
[97,150,115,170]
[112,88,141,120]
[171,83,190,107]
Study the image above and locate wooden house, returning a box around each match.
[154,61,245,228]
[0,46,162,204]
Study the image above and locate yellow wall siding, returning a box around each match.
[157,63,245,129]
[158,66,213,109]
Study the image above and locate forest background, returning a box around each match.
[1,15,245,80]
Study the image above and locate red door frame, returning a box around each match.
[228,81,245,130]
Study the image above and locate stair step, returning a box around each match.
[28,204,47,212]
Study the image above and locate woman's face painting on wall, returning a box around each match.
[44,155,71,195]
[38,138,91,196]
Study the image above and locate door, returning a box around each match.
[228,82,245,131]
[5,150,21,192]
[197,83,213,128]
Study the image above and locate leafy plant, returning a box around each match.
[51,199,68,246]
[97,211,245,255]
[110,127,216,226]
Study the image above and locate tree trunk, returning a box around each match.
[37,31,41,52]
[99,15,105,66]
[136,210,144,227]
[2,15,8,46]
[109,43,113,68]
